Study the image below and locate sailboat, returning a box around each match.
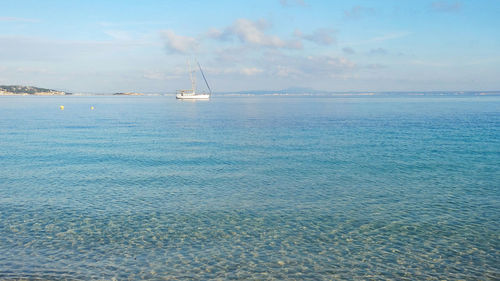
[176,61,212,100]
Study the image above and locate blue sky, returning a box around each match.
[1,0,499,92]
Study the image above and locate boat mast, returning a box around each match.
[197,62,212,95]
[188,59,196,93]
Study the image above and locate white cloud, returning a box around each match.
[160,30,198,54]
[240,67,264,76]
[231,19,284,47]
[209,19,302,49]
[344,31,410,46]
[207,28,225,40]
[233,19,273,45]
[143,70,184,80]
[213,46,252,64]
[259,52,355,79]
[200,66,263,77]
[207,45,355,83]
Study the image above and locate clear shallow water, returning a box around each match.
[0,95,499,280]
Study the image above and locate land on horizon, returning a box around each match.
[0,85,69,96]
[1,85,499,97]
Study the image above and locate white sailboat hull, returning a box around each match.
[176,93,210,99]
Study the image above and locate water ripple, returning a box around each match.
[0,96,499,280]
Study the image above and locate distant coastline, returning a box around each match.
[113,92,144,96]
[0,85,70,96]
[1,85,499,97]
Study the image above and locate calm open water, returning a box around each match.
[0,95,499,280]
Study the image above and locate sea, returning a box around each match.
[0,94,499,280]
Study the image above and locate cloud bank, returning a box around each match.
[161,30,198,54]
[209,19,301,49]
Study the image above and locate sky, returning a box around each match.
[1,0,499,93]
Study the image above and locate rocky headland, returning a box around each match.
[0,85,69,96]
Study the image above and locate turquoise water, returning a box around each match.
[0,95,499,280]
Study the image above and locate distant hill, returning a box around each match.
[222,89,500,97]
[232,87,322,95]
[0,85,70,95]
